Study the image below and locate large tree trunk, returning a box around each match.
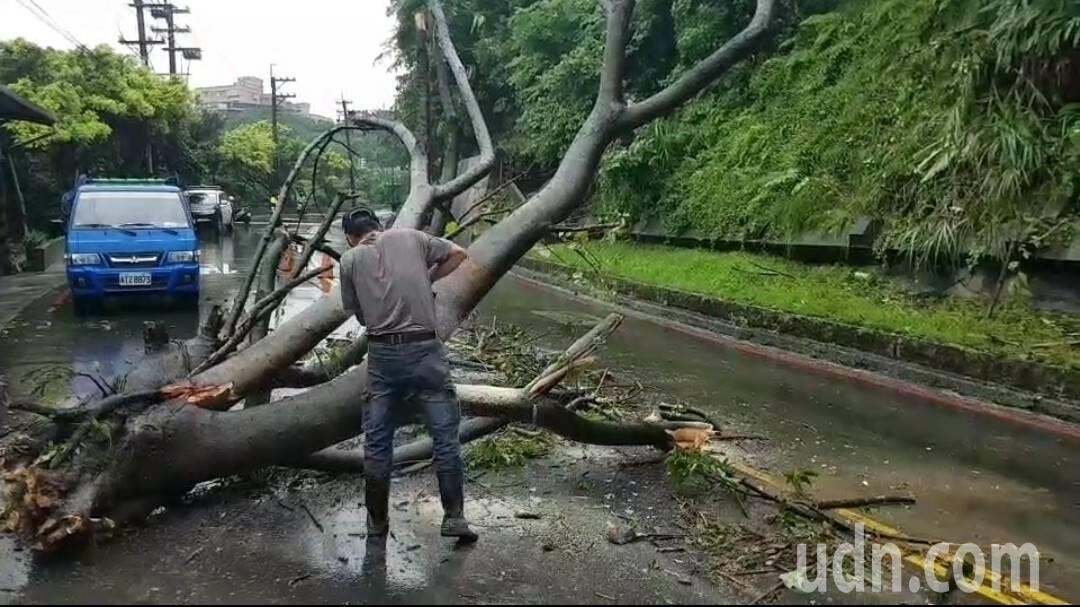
[1,0,778,551]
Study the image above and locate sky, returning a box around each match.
[0,0,401,118]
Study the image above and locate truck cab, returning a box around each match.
[65,179,200,310]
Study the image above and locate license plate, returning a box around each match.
[119,272,152,287]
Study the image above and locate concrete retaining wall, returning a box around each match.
[26,236,64,272]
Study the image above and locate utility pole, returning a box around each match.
[338,95,357,197]
[119,0,163,67]
[120,0,165,173]
[148,3,201,79]
[269,65,296,188]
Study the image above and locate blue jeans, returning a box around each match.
[364,338,463,485]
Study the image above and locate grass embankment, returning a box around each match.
[538,241,1080,368]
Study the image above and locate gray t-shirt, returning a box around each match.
[339,228,454,336]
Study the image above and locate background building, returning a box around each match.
[196,76,314,117]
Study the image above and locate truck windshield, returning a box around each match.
[72,191,189,229]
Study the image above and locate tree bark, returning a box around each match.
[429,127,459,236]
[303,417,508,474]
[428,0,494,204]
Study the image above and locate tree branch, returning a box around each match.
[455,169,529,224]
[248,229,290,356]
[293,137,335,231]
[597,0,636,105]
[192,265,332,376]
[290,192,354,280]
[429,0,495,203]
[221,126,355,339]
[454,386,672,449]
[444,209,507,239]
[302,417,506,474]
[181,8,491,395]
[289,233,341,261]
[433,31,457,123]
[351,112,432,227]
[617,0,778,130]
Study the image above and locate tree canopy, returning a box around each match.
[0,40,413,244]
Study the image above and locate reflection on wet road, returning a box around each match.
[478,276,1080,600]
[0,226,353,403]
[0,228,258,403]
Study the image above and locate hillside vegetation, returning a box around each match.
[392,0,1080,264]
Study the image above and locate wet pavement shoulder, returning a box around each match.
[0,268,65,330]
[5,444,736,605]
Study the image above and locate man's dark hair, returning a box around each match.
[342,207,382,237]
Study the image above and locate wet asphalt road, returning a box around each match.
[0,224,1078,603]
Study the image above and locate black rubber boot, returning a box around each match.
[365,476,391,537]
[437,471,478,543]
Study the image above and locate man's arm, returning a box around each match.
[429,245,466,282]
[339,252,364,324]
[421,231,467,283]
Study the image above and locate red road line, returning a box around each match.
[48,289,72,313]
[513,272,1080,442]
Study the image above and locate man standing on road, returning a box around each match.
[338,208,477,543]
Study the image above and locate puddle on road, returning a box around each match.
[0,227,351,402]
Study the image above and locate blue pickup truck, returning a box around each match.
[65,179,200,311]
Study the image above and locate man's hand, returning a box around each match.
[430,245,467,283]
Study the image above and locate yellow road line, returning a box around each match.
[726,461,1069,605]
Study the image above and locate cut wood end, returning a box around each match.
[666,427,715,452]
[160,383,236,408]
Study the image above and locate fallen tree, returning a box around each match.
[0,0,780,551]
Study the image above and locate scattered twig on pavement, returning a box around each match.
[814,495,916,510]
[749,580,785,605]
[715,569,753,589]
[732,568,780,576]
[288,574,312,587]
[299,503,324,533]
[714,434,769,442]
[617,455,666,468]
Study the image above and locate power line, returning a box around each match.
[14,0,89,50]
[23,0,86,47]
